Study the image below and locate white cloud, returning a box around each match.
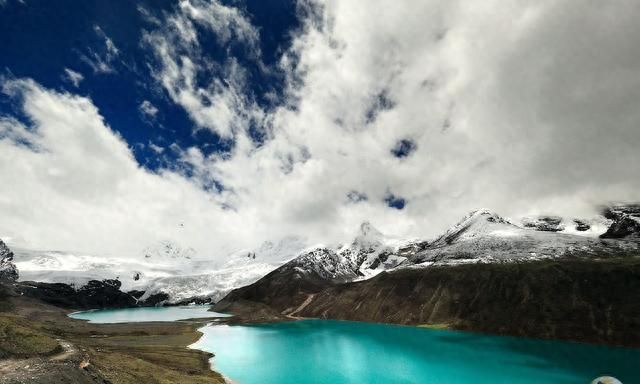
[139,100,159,119]
[2,1,640,259]
[63,68,84,87]
[81,25,120,74]
[141,0,263,138]
[158,0,640,241]
[0,79,251,259]
[177,0,260,51]
[148,142,164,154]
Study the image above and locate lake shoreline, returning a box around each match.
[190,318,640,384]
[0,291,227,384]
[4,287,639,384]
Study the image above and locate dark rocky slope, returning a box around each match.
[216,248,340,315]
[295,258,640,347]
[17,279,138,309]
[215,257,640,347]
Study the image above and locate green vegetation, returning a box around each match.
[0,290,227,383]
[0,315,60,358]
[74,324,226,384]
[90,349,222,384]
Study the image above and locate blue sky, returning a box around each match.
[0,0,299,171]
[1,0,639,258]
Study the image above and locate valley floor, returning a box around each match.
[0,293,226,384]
[2,256,639,382]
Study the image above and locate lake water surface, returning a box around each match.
[69,307,638,383]
[191,320,639,384]
[68,305,229,323]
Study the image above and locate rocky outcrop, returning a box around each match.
[573,219,591,231]
[0,240,18,282]
[17,279,137,309]
[601,204,640,239]
[521,216,565,232]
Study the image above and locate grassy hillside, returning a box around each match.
[0,316,60,358]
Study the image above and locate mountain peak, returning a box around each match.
[358,221,382,237]
[431,209,513,247]
[352,221,384,249]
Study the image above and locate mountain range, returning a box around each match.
[212,205,640,346]
[3,204,639,310]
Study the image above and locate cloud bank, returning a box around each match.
[1,0,639,259]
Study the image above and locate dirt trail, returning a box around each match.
[285,294,315,319]
[0,339,79,383]
[49,339,78,361]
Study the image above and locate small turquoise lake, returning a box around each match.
[68,305,229,323]
[70,308,639,383]
[192,320,639,384]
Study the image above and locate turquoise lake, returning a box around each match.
[191,320,639,384]
[69,307,639,383]
[68,305,229,323]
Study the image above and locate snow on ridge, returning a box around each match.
[8,206,638,303]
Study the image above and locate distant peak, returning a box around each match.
[359,221,381,235]
[431,209,513,246]
[462,209,509,224]
[352,221,384,249]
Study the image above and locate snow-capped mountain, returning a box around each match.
[216,207,640,321]
[7,204,640,306]
[138,237,310,303]
[271,222,407,284]
[0,239,18,281]
[12,248,177,291]
[246,208,640,293]
[408,210,637,266]
[10,236,311,304]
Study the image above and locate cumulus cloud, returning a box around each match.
[2,0,640,258]
[0,79,251,259]
[159,0,640,241]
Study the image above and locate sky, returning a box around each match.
[1,0,639,258]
